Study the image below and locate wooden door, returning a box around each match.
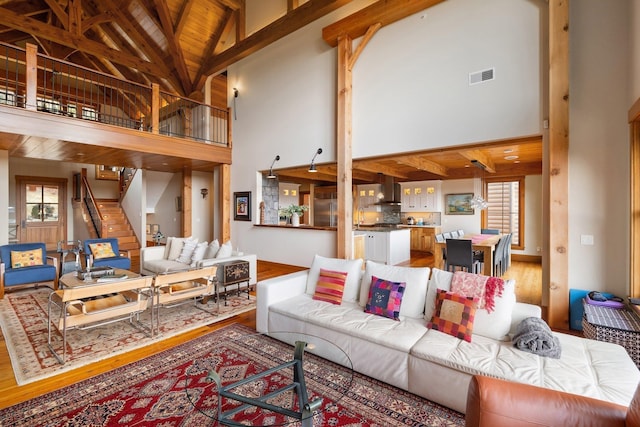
[16,176,67,250]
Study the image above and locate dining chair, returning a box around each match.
[445,239,481,274]
[502,233,513,273]
[481,228,500,235]
[450,230,460,238]
[491,236,509,276]
[443,232,452,239]
[457,229,465,237]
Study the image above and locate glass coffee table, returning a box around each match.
[184,331,353,426]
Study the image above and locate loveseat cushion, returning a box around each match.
[305,255,363,303]
[359,261,430,319]
[425,268,515,341]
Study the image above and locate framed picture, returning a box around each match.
[234,191,251,221]
[445,193,474,215]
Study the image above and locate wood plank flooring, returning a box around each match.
[0,256,540,410]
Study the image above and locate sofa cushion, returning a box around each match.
[144,259,191,274]
[216,240,233,258]
[10,249,43,268]
[364,276,405,320]
[176,237,198,263]
[190,241,208,266]
[305,255,363,303]
[425,268,516,341]
[203,239,220,259]
[359,261,429,319]
[89,242,116,259]
[312,269,348,305]
[427,289,477,342]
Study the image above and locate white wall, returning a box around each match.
[631,0,640,103]
[0,151,8,244]
[568,1,630,297]
[121,171,144,244]
[228,0,546,267]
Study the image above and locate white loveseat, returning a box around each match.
[140,238,257,288]
[257,255,640,414]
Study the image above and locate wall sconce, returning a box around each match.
[232,88,239,120]
[200,188,209,199]
[267,155,280,179]
[308,148,323,173]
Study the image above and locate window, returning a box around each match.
[26,184,60,222]
[0,89,16,106]
[484,177,524,248]
[66,103,77,117]
[82,106,97,121]
[36,97,61,114]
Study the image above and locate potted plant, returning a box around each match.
[279,204,309,227]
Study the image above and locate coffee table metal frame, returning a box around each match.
[207,340,321,427]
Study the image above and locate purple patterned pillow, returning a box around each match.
[364,276,406,320]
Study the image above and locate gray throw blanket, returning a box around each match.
[512,317,562,359]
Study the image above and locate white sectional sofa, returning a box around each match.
[257,255,640,414]
[140,238,257,288]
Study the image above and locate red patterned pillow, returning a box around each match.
[427,289,478,342]
[313,269,348,305]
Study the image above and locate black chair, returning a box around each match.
[445,239,481,274]
[481,228,500,235]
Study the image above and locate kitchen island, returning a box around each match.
[353,227,410,265]
[398,225,441,254]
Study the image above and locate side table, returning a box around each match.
[582,300,640,368]
[216,260,251,308]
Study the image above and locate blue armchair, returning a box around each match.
[83,238,131,270]
[0,242,59,299]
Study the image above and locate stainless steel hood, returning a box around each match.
[375,175,402,205]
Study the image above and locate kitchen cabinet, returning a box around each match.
[357,184,382,212]
[355,229,410,264]
[406,226,441,253]
[400,181,442,212]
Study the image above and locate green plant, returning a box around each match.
[279,204,309,217]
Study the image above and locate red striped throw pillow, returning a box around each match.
[313,268,348,305]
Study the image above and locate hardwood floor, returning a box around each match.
[0,256,540,410]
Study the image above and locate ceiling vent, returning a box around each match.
[469,67,495,85]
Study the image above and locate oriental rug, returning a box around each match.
[0,287,256,385]
[0,324,465,426]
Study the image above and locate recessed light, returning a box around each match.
[504,149,514,154]
[504,155,519,161]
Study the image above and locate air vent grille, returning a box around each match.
[469,68,495,85]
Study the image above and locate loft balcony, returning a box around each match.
[0,42,231,172]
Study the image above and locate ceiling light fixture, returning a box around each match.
[469,160,489,210]
[267,155,280,179]
[308,148,322,173]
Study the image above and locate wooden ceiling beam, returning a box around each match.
[195,0,352,91]
[194,8,235,89]
[459,149,496,173]
[174,0,196,38]
[395,156,449,177]
[42,0,69,29]
[322,0,447,47]
[353,160,411,180]
[0,6,166,78]
[151,0,193,94]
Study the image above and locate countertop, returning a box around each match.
[397,224,441,228]
[353,226,411,232]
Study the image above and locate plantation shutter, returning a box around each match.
[486,180,520,246]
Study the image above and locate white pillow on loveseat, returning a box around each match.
[425,268,516,341]
[305,255,363,303]
[358,260,430,319]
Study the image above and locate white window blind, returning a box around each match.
[486,180,520,246]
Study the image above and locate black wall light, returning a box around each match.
[308,148,323,173]
[267,155,280,179]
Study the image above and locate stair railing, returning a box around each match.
[81,173,105,238]
[119,167,136,201]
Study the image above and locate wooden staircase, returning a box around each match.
[91,199,141,272]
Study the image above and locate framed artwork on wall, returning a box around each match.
[445,193,474,215]
[234,191,251,221]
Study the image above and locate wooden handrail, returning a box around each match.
[81,169,104,237]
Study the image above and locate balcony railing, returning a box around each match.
[0,42,229,146]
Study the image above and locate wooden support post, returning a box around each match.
[548,0,570,329]
[151,83,160,134]
[25,44,37,111]
[182,168,192,237]
[220,164,231,243]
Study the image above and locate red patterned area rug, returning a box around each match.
[0,287,256,385]
[0,324,465,427]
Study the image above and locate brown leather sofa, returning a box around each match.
[466,375,640,427]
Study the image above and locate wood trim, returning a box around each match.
[630,119,640,297]
[548,0,570,329]
[182,168,192,237]
[630,96,640,123]
[220,164,231,243]
[322,0,446,47]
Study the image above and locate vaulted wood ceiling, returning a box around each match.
[0,0,543,181]
[0,0,352,97]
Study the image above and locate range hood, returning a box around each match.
[375,175,402,205]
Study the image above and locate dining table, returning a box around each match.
[433,233,504,277]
